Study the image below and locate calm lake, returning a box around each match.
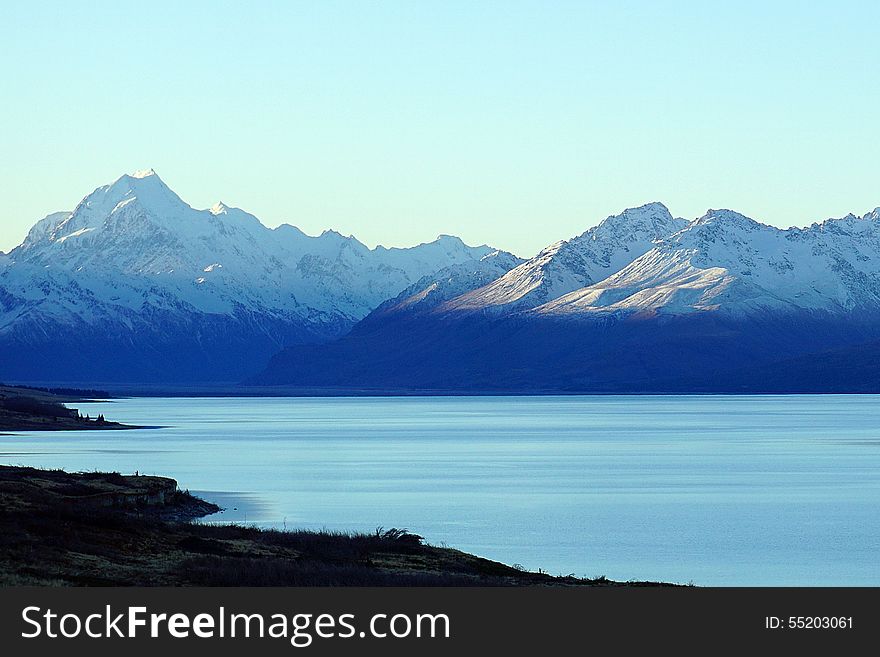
[2,395,879,586]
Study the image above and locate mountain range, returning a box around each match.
[4,170,880,391]
[0,170,518,382]
[255,203,880,392]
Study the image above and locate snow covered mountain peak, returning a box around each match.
[593,201,673,232]
[425,234,483,256]
[588,202,685,251]
[107,168,178,201]
[861,207,880,223]
[433,234,467,247]
[16,171,196,255]
[209,201,230,215]
[806,208,880,237]
[664,209,773,254]
[2,171,505,363]
[691,208,764,231]
[85,169,187,222]
[535,204,880,319]
[440,202,687,314]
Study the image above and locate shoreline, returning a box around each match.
[0,465,679,587]
[0,384,140,432]
[0,421,143,432]
[9,382,880,398]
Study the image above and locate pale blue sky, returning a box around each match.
[1,1,878,257]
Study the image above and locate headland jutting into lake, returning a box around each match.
[0,387,673,587]
[0,465,675,587]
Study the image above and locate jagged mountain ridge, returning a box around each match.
[8,169,506,322]
[254,203,880,392]
[6,168,880,390]
[366,251,525,320]
[439,202,689,315]
[0,170,514,382]
[535,207,880,317]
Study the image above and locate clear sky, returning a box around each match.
[1,1,878,257]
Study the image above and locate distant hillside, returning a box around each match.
[0,385,131,430]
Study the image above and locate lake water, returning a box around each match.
[2,395,879,586]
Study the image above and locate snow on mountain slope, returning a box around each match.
[536,207,880,317]
[0,170,509,382]
[441,202,688,314]
[3,170,501,325]
[253,203,880,393]
[369,250,525,318]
